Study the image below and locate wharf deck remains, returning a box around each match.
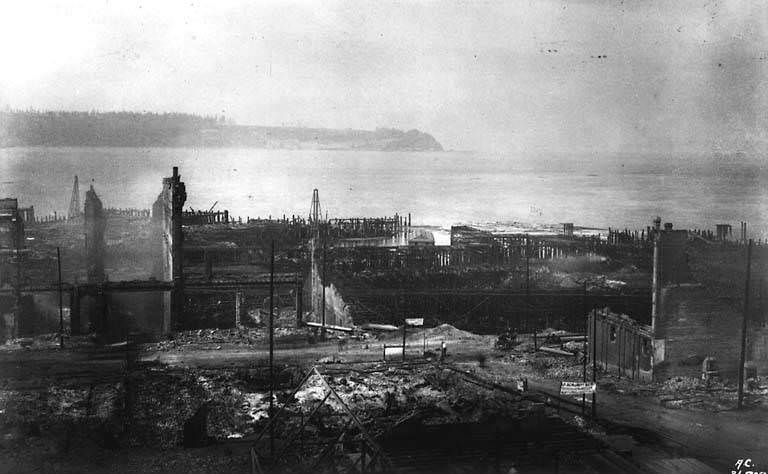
[327,234,653,273]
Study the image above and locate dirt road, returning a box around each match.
[485,366,768,473]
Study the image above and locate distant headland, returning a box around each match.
[0,110,444,152]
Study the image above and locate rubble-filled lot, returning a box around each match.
[249,362,543,471]
[0,353,540,472]
[635,374,766,411]
[2,322,766,472]
[0,363,294,472]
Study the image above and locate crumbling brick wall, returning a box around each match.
[656,284,742,379]
[151,167,186,333]
[309,238,352,328]
[84,185,106,283]
[588,308,652,382]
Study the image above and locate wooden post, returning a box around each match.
[234,291,241,327]
[617,325,622,379]
[632,332,638,380]
[70,287,81,336]
[402,318,407,362]
[738,239,752,409]
[296,272,303,328]
[592,306,597,417]
[269,240,275,456]
[57,247,64,348]
[525,234,530,331]
[760,277,764,328]
[603,312,608,372]
[322,236,327,340]
[582,311,588,413]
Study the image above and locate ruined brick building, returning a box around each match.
[0,198,24,340]
[0,198,24,250]
[588,309,653,381]
[85,185,106,283]
[652,226,768,380]
[152,166,186,332]
[589,218,768,381]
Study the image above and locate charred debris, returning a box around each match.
[1,168,766,473]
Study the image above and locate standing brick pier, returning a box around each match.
[152,167,187,333]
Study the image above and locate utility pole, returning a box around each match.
[582,309,588,414]
[321,234,327,340]
[269,240,275,456]
[295,271,303,328]
[14,247,21,339]
[592,306,597,418]
[738,239,752,409]
[758,277,765,330]
[525,234,530,333]
[57,247,64,348]
[582,279,588,412]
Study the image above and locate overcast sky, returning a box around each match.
[1,0,766,152]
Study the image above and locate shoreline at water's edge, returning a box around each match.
[0,111,445,151]
[2,147,765,239]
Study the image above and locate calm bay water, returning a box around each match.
[1,147,766,239]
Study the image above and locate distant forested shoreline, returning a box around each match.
[0,110,443,151]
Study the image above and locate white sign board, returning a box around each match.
[384,346,404,358]
[405,318,424,326]
[559,381,597,396]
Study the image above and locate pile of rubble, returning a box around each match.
[257,362,535,453]
[524,352,584,380]
[145,328,261,351]
[0,334,97,352]
[144,326,314,352]
[657,376,768,411]
[412,324,494,344]
[0,379,125,458]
